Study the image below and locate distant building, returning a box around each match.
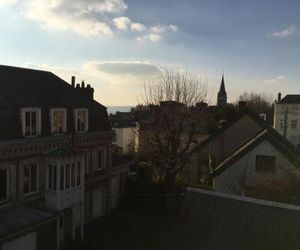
[273,93,300,146]
[217,75,227,108]
[0,65,128,250]
[110,111,136,153]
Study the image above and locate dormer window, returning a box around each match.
[74,109,88,133]
[51,108,67,135]
[21,108,41,137]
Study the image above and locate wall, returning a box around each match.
[113,127,135,153]
[274,103,300,145]
[214,139,296,194]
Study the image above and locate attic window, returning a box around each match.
[51,109,67,135]
[21,108,41,137]
[255,155,276,174]
[75,109,88,133]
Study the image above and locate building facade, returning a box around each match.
[0,65,128,250]
[273,93,300,146]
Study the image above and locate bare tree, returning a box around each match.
[139,70,207,197]
[237,91,273,114]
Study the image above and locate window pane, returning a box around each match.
[66,164,70,189]
[31,112,37,136]
[53,111,64,134]
[77,162,81,185]
[97,151,103,169]
[77,110,86,132]
[0,169,7,201]
[53,165,57,191]
[30,164,37,192]
[60,165,64,190]
[23,165,30,194]
[256,155,276,174]
[71,163,75,187]
[49,165,52,190]
[25,112,31,136]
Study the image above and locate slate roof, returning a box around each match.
[0,65,111,140]
[278,95,300,104]
[0,205,57,239]
[170,187,300,250]
[190,107,295,154]
[212,129,300,177]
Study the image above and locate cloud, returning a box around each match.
[263,75,285,83]
[0,0,176,40]
[137,33,162,42]
[271,25,297,38]
[113,16,146,32]
[137,24,178,42]
[130,22,146,32]
[150,24,178,33]
[83,60,161,76]
[0,0,127,36]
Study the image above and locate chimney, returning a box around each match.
[71,76,75,87]
[81,80,85,88]
[86,84,94,99]
[278,92,282,102]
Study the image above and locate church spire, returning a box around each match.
[217,74,227,108]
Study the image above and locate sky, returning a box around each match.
[0,0,300,106]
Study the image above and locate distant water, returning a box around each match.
[107,106,133,115]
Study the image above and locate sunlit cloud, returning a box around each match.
[0,0,176,40]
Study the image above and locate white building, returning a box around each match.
[273,93,300,146]
[112,125,136,153]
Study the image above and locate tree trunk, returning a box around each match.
[165,171,177,211]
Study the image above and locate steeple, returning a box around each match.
[217,74,227,108]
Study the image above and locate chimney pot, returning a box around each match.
[278,92,282,102]
[71,76,75,87]
[81,80,85,88]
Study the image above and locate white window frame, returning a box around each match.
[95,148,106,171]
[50,108,67,135]
[74,109,89,133]
[0,167,9,204]
[21,108,42,137]
[21,159,39,196]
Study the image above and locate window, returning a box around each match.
[75,109,88,133]
[292,120,298,130]
[48,165,57,191]
[96,150,105,170]
[60,165,64,190]
[21,108,41,137]
[51,109,66,135]
[23,163,38,194]
[0,169,8,202]
[66,164,70,189]
[255,155,276,174]
[77,162,81,185]
[71,163,76,187]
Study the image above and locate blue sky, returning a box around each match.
[0,0,300,105]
